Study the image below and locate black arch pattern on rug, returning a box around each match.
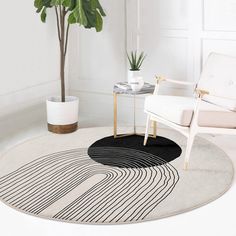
[88,135,182,168]
[0,147,179,224]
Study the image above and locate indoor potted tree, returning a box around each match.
[34,0,106,134]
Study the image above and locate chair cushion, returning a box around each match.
[198,53,236,111]
[203,95,236,112]
[144,95,236,128]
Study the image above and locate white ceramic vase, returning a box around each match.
[130,77,145,92]
[128,70,141,84]
[46,96,79,134]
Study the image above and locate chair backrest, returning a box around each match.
[197,53,236,111]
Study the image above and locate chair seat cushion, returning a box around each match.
[144,95,236,128]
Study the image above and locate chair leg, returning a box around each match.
[143,115,151,146]
[184,134,195,170]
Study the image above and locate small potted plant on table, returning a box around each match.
[34,0,106,134]
[127,51,146,91]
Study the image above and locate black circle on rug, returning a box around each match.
[88,135,182,168]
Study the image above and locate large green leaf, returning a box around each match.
[50,0,60,6]
[62,0,71,7]
[95,11,103,32]
[42,0,52,7]
[96,0,106,16]
[77,0,88,26]
[91,0,97,10]
[41,7,47,22]
[34,0,43,8]
[68,12,77,24]
[68,0,76,10]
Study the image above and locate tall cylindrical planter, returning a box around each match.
[128,70,140,84]
[46,96,79,134]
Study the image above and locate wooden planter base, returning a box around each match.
[48,122,78,134]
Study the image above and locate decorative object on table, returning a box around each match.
[34,0,106,134]
[0,127,233,224]
[127,51,146,88]
[144,53,236,170]
[130,77,145,92]
[113,82,155,138]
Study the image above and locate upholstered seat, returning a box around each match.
[145,95,236,128]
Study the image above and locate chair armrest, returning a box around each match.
[153,76,196,95]
[195,89,209,98]
[155,76,196,87]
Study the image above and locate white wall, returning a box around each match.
[0,0,61,116]
[69,0,128,126]
[69,0,127,93]
[70,0,236,127]
[2,1,236,127]
[130,0,236,86]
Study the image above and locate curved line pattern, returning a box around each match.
[0,147,179,224]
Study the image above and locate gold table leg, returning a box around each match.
[113,93,157,139]
[153,121,157,138]
[113,93,117,138]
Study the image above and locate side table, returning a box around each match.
[113,82,157,138]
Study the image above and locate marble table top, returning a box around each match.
[113,82,155,95]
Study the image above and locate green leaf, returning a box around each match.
[91,0,97,10]
[71,0,87,26]
[68,0,76,10]
[42,0,52,7]
[36,6,43,13]
[50,0,60,6]
[136,52,144,68]
[34,0,43,8]
[96,0,106,16]
[131,52,136,69]
[62,0,71,7]
[34,0,43,13]
[127,52,133,69]
[137,56,146,70]
[41,7,47,22]
[79,0,88,26]
[68,12,77,24]
[95,11,103,32]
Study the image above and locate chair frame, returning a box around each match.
[144,76,236,170]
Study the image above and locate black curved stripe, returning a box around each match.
[0,146,180,224]
[52,147,179,223]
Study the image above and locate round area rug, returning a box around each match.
[0,127,233,225]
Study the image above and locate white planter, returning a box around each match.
[130,77,145,92]
[128,70,141,84]
[46,96,79,134]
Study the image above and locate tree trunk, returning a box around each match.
[60,8,66,102]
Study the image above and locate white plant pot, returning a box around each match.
[128,70,141,84]
[46,96,79,134]
[130,77,145,92]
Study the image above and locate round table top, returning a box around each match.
[113,82,155,95]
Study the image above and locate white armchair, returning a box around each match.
[143,53,236,170]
